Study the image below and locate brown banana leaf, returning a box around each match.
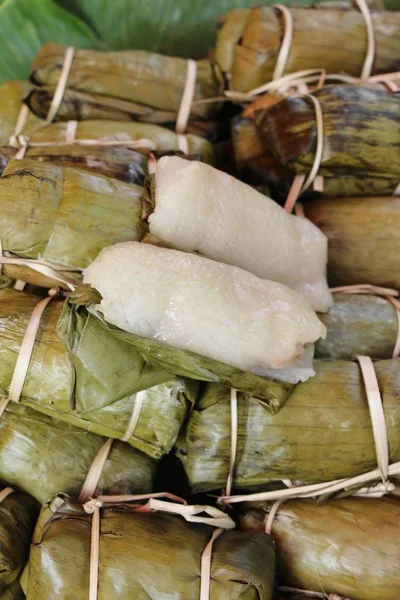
[304,196,400,288]
[28,43,223,124]
[0,402,156,504]
[176,358,400,492]
[60,285,295,412]
[0,491,38,597]
[0,158,145,289]
[237,496,400,600]
[316,293,399,360]
[25,495,275,600]
[233,85,400,199]
[0,288,196,459]
[216,7,400,92]
[0,144,148,185]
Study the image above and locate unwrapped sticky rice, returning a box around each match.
[84,242,326,383]
[148,157,332,312]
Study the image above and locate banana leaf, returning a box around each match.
[0,288,196,459]
[25,494,275,600]
[0,0,102,84]
[0,402,156,504]
[55,0,385,59]
[316,293,399,360]
[252,85,400,200]
[304,196,400,288]
[0,491,38,597]
[237,496,400,600]
[1,580,25,600]
[0,144,148,185]
[24,87,221,141]
[0,158,145,289]
[27,43,223,125]
[0,82,43,146]
[176,358,400,492]
[60,285,295,412]
[216,6,400,92]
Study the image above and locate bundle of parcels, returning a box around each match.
[0,4,399,598]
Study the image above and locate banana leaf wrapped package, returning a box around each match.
[232,85,400,199]
[0,288,196,458]
[144,156,331,311]
[237,496,400,600]
[0,118,215,182]
[304,196,400,288]
[26,44,223,129]
[0,402,156,504]
[25,494,275,600]
[81,241,327,396]
[0,490,38,599]
[0,158,145,289]
[216,6,400,93]
[316,293,400,360]
[176,358,400,492]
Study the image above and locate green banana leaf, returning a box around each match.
[0,0,102,83]
[238,496,400,600]
[316,294,399,360]
[55,0,387,59]
[0,288,196,458]
[251,85,400,200]
[176,359,400,492]
[0,491,38,597]
[61,285,294,413]
[0,402,156,504]
[0,158,145,288]
[26,494,275,600]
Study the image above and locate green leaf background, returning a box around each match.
[1,0,398,83]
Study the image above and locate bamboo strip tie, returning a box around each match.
[176,59,197,134]
[83,494,234,600]
[283,94,324,213]
[46,46,75,123]
[0,488,15,504]
[221,356,395,505]
[0,287,59,419]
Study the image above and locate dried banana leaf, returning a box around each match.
[0,402,156,504]
[316,293,399,360]
[0,288,196,458]
[28,43,223,123]
[176,358,400,492]
[0,144,148,184]
[304,196,400,288]
[60,285,295,412]
[238,497,400,600]
[26,495,275,600]
[216,7,400,92]
[0,158,145,288]
[252,85,400,199]
[0,492,38,597]
[26,120,216,164]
